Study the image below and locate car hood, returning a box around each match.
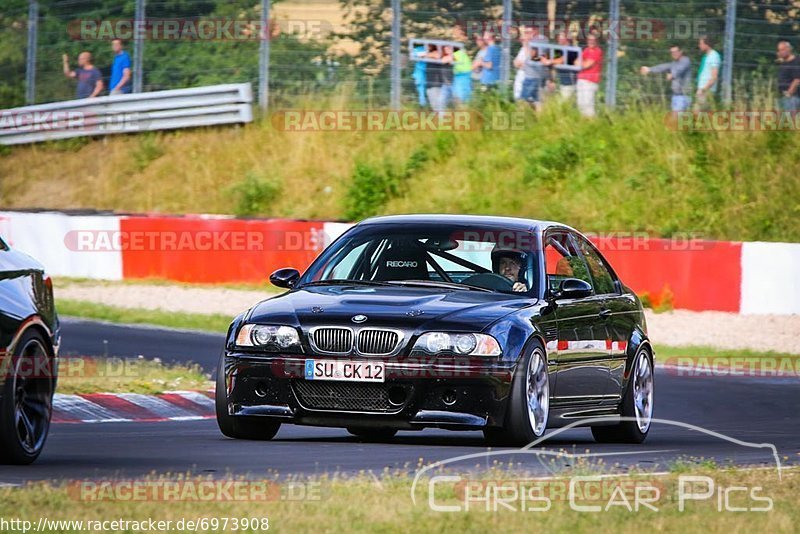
[247,285,536,332]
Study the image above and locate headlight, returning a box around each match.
[412,332,501,357]
[235,324,302,351]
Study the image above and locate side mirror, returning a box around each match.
[269,268,300,289]
[553,278,593,299]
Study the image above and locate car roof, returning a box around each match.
[359,214,577,234]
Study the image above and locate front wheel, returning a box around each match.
[484,342,550,446]
[215,353,280,440]
[0,330,55,465]
[592,346,654,444]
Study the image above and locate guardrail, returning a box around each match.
[0,83,254,146]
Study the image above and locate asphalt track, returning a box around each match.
[4,318,796,484]
[59,317,225,373]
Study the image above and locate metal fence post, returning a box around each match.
[604,0,619,109]
[258,0,271,111]
[501,0,512,92]
[25,0,38,104]
[722,0,737,105]
[390,0,401,109]
[133,0,145,93]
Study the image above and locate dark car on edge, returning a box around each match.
[0,236,59,464]
[216,215,654,445]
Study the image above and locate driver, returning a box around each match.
[491,246,528,292]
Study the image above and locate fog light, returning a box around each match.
[388,386,407,406]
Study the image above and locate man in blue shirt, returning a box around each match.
[109,38,132,95]
[474,31,501,88]
[412,44,428,107]
[62,51,103,99]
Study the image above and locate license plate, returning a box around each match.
[304,359,385,383]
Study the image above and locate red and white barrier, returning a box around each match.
[0,210,798,315]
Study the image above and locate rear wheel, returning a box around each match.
[592,346,653,444]
[346,427,397,441]
[484,342,549,446]
[215,353,280,440]
[0,330,55,465]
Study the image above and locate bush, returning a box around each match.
[227,171,282,217]
[344,145,432,220]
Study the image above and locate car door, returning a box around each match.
[573,234,637,399]
[544,231,611,404]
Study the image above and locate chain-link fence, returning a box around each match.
[1,0,797,110]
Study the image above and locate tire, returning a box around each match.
[483,341,550,446]
[0,329,55,465]
[592,346,654,444]
[215,353,280,440]
[346,427,397,441]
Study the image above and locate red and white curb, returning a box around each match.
[53,390,215,424]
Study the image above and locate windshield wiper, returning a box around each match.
[299,279,391,288]
[386,280,493,292]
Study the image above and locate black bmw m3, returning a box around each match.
[217,215,654,445]
[0,237,59,464]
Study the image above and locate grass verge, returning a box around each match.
[57,299,232,333]
[0,468,795,532]
[56,357,211,395]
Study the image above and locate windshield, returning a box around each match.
[298,224,537,295]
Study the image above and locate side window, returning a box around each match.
[543,233,593,294]
[574,236,617,295]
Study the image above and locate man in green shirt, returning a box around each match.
[452,46,473,104]
[695,35,721,110]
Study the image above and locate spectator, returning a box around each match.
[471,36,487,84]
[640,45,692,111]
[412,43,429,107]
[520,45,547,111]
[109,39,132,95]
[474,31,501,89]
[425,45,453,113]
[514,27,548,101]
[576,34,603,117]
[776,40,800,111]
[513,28,532,100]
[695,35,721,110]
[62,51,103,99]
[452,45,473,104]
[440,45,455,110]
[550,31,578,100]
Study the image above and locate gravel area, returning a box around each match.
[56,283,800,354]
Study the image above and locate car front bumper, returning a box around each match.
[222,353,516,430]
